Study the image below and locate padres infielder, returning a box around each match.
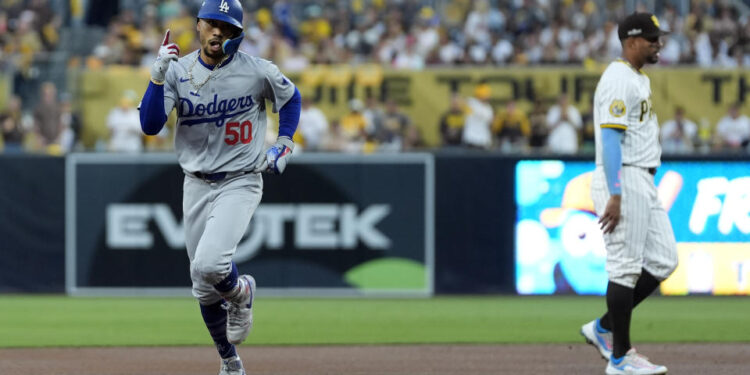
[139,1,300,374]
[580,12,677,375]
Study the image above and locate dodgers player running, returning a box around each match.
[139,1,300,374]
[581,12,677,375]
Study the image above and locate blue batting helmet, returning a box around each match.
[198,0,244,31]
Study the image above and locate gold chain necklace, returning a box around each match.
[187,53,229,93]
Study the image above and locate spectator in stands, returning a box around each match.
[297,97,328,152]
[580,99,596,154]
[377,99,407,151]
[660,106,697,154]
[58,92,81,153]
[11,0,750,154]
[340,98,368,145]
[436,31,465,65]
[0,95,26,153]
[362,95,385,142]
[714,102,750,152]
[527,98,548,151]
[322,119,359,153]
[412,7,440,63]
[92,21,126,65]
[392,36,425,70]
[545,94,581,154]
[546,94,582,133]
[462,83,494,149]
[32,81,63,152]
[492,100,530,153]
[439,93,465,147]
[137,5,163,68]
[144,122,172,151]
[106,90,142,153]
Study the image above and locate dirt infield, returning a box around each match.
[1,343,748,374]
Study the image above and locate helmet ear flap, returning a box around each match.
[222,32,245,55]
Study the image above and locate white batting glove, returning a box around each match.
[150,30,179,84]
[255,137,294,175]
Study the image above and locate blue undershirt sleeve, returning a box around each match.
[601,127,624,195]
[139,81,168,135]
[278,87,301,139]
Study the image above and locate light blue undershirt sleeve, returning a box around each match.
[601,127,624,195]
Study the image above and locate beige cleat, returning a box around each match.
[226,275,255,345]
[218,355,246,375]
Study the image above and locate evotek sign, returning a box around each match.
[106,203,392,258]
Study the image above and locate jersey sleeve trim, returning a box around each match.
[600,123,627,130]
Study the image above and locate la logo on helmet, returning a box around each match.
[219,0,229,13]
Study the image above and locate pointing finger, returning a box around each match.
[162,29,171,46]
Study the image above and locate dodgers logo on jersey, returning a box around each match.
[178,94,254,127]
[609,99,626,118]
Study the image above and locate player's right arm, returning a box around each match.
[140,30,179,135]
[596,71,634,234]
[599,127,623,234]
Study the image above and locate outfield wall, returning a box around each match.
[0,153,748,296]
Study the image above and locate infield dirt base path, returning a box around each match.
[1,343,748,374]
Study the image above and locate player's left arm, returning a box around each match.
[278,87,301,141]
[262,87,301,174]
[259,61,301,174]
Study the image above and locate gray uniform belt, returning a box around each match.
[191,171,250,182]
[622,164,656,176]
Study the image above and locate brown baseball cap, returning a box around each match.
[618,12,669,40]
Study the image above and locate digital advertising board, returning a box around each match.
[516,160,750,296]
[66,153,434,297]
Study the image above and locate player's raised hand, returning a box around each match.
[599,194,621,234]
[255,137,294,175]
[150,29,180,84]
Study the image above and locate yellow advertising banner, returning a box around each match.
[76,66,750,148]
[661,243,750,295]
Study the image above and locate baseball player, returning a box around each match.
[138,1,300,374]
[580,12,678,375]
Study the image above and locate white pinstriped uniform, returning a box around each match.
[591,60,678,288]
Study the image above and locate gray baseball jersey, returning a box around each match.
[161,50,296,304]
[591,59,678,288]
[163,50,296,174]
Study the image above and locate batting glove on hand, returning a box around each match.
[257,137,294,175]
[150,30,179,84]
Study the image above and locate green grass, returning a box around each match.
[0,296,748,348]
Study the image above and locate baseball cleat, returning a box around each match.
[226,275,255,345]
[219,355,246,375]
[605,348,667,375]
[581,318,613,360]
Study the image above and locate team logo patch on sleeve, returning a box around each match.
[609,100,626,117]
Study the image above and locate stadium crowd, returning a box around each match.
[1,0,750,154]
